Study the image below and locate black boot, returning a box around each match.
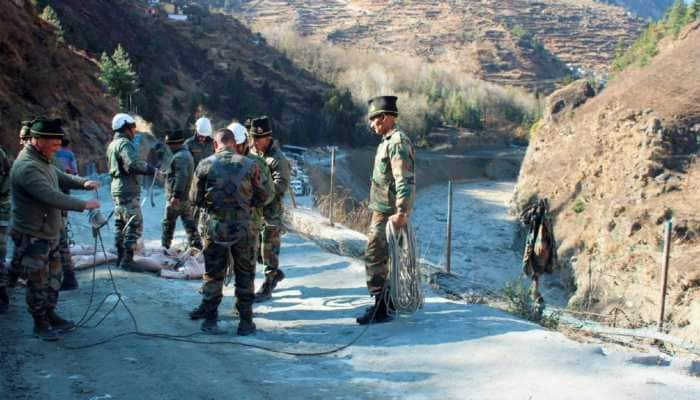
[189,303,209,320]
[120,250,137,272]
[356,295,393,325]
[33,314,61,341]
[237,318,256,336]
[47,309,76,332]
[60,269,79,291]
[200,313,223,335]
[254,270,285,303]
[0,286,8,314]
[236,307,255,336]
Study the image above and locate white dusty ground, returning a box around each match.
[2,181,699,400]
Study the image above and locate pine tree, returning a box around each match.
[665,0,687,38]
[40,6,64,43]
[98,44,139,110]
[687,0,700,22]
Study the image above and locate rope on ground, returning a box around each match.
[386,221,423,316]
[61,223,384,356]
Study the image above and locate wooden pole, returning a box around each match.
[658,220,672,331]
[446,180,453,274]
[329,147,336,227]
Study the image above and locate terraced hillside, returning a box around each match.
[230,0,645,91]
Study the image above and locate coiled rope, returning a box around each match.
[385,220,423,316]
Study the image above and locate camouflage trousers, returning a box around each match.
[259,224,282,278]
[161,199,201,249]
[0,196,10,289]
[113,196,143,254]
[200,229,257,316]
[365,212,390,296]
[59,214,74,274]
[11,230,62,317]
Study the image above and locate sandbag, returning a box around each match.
[72,252,118,270]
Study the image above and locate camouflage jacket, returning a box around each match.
[251,139,290,223]
[247,152,275,231]
[165,147,194,201]
[0,146,11,199]
[10,144,88,240]
[369,127,416,215]
[107,132,154,199]
[183,135,214,166]
[189,149,268,243]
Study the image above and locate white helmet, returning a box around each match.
[195,117,212,137]
[112,113,136,131]
[227,122,248,145]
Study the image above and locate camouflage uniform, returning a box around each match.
[0,147,11,311]
[365,127,416,296]
[251,140,290,281]
[162,147,201,249]
[10,143,89,326]
[247,152,275,241]
[107,132,155,268]
[183,135,214,167]
[52,156,78,290]
[189,149,268,326]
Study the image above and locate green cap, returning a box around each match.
[367,95,399,119]
[30,117,64,138]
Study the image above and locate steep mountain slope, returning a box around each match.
[600,0,674,19]
[46,0,347,145]
[513,22,700,342]
[228,0,645,92]
[0,0,117,168]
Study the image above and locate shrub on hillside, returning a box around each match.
[257,22,541,141]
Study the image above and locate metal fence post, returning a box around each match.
[658,220,672,331]
[329,147,336,227]
[446,180,453,274]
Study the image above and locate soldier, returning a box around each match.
[188,128,268,336]
[184,117,214,166]
[0,144,11,314]
[107,113,156,271]
[228,122,275,242]
[161,129,202,250]
[249,116,291,302]
[10,117,100,339]
[356,96,416,325]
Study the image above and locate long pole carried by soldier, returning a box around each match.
[107,113,157,271]
[188,128,269,336]
[9,117,101,340]
[356,95,416,325]
[161,128,203,251]
[249,116,291,303]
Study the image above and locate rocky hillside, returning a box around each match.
[513,22,700,342]
[0,0,117,168]
[599,0,674,20]
[41,0,347,146]
[228,0,645,92]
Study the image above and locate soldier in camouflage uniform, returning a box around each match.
[5,121,35,293]
[10,117,100,340]
[0,145,11,314]
[357,96,416,325]
[161,129,202,250]
[228,122,275,239]
[250,116,291,302]
[188,129,268,336]
[107,114,156,271]
[184,117,215,167]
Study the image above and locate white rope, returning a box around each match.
[385,220,423,315]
